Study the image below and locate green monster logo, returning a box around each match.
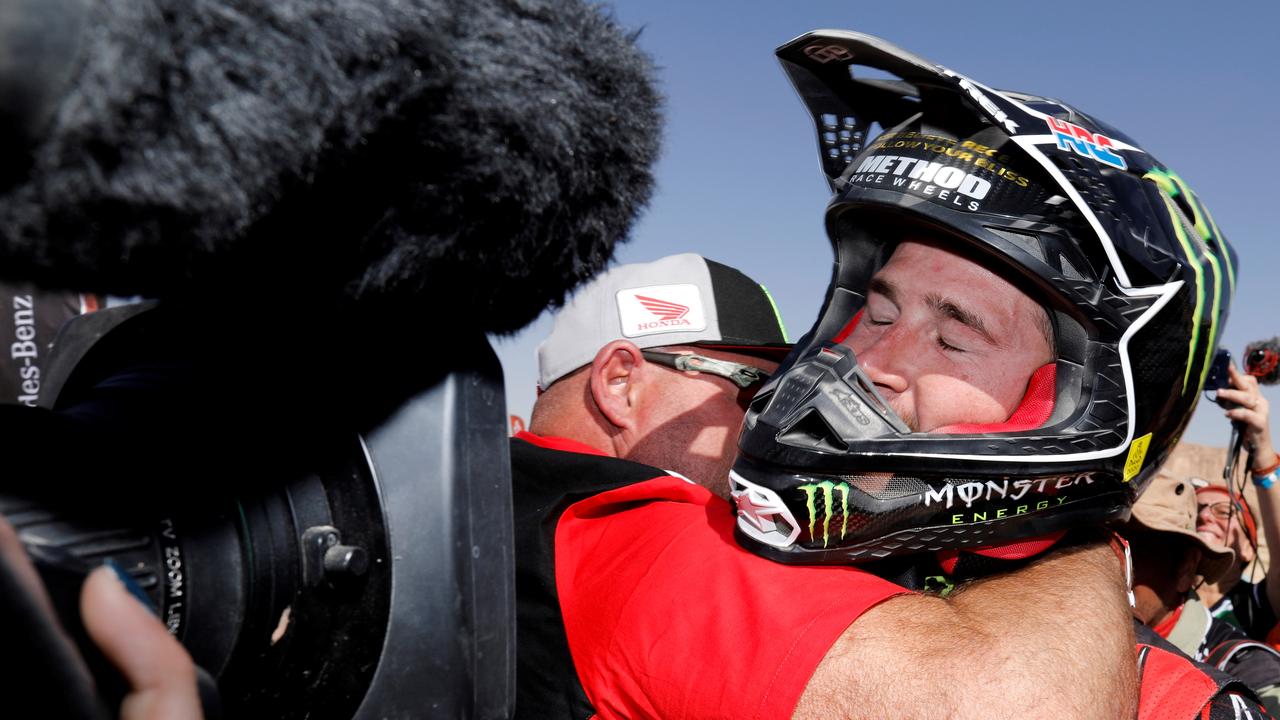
[1143,167,1234,395]
[798,481,850,548]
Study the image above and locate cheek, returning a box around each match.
[686,394,747,452]
[687,384,748,429]
[960,348,1053,422]
[914,374,1010,429]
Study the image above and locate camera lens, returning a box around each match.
[0,438,392,719]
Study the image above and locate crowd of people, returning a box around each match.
[3,13,1280,720]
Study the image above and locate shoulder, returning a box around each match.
[510,433,672,510]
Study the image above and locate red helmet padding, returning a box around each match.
[937,530,1068,573]
[831,309,863,344]
[935,364,1062,566]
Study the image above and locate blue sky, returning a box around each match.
[493,0,1280,447]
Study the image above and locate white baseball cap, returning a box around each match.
[537,253,790,389]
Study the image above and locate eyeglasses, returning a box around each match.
[640,350,772,389]
[1198,501,1236,520]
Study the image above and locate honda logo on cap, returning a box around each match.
[617,284,708,338]
[635,295,689,320]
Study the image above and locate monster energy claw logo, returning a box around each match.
[1143,166,1233,395]
[798,481,850,548]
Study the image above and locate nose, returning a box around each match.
[852,325,912,395]
[1196,503,1220,529]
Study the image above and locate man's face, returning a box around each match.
[1196,487,1253,562]
[628,346,779,498]
[841,239,1053,432]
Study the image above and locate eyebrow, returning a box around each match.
[867,276,1002,348]
[926,293,1001,348]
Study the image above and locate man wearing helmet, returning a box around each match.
[525,29,1263,720]
[732,29,1238,574]
[727,29,1260,715]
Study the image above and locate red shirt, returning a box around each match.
[517,433,908,719]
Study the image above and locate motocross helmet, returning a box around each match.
[731,30,1237,564]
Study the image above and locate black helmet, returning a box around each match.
[731,30,1237,564]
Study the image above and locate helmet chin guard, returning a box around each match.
[732,30,1237,564]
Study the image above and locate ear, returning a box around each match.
[589,340,649,431]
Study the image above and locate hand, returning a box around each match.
[0,516,202,720]
[1218,363,1278,473]
[81,566,204,720]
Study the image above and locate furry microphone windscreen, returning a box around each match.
[1246,338,1280,385]
[0,0,662,334]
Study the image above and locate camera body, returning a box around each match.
[1,304,515,718]
[0,0,662,715]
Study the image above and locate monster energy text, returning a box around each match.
[950,496,1068,525]
[923,473,1096,510]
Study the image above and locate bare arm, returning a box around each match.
[1220,363,1280,617]
[794,541,1137,720]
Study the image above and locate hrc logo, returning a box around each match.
[1045,117,1127,170]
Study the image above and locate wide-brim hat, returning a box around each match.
[1130,470,1235,583]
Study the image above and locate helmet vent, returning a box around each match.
[846,474,930,502]
[748,388,774,416]
[1048,155,1119,219]
[780,409,849,453]
[1178,212,1210,256]
[820,113,870,169]
[1167,193,1200,238]
[1058,253,1087,281]
[985,227,1044,262]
